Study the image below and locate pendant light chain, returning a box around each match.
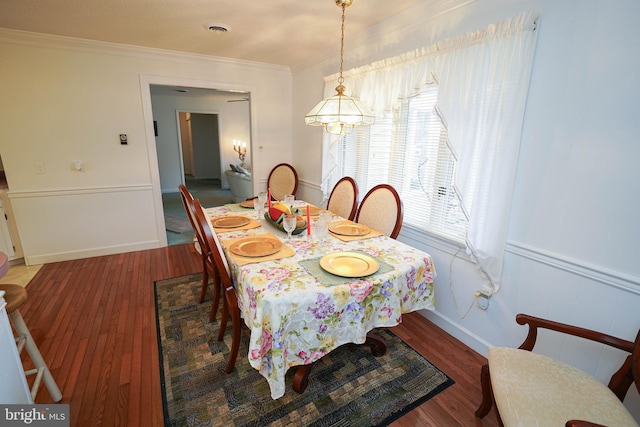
[338,3,346,85]
[304,0,375,134]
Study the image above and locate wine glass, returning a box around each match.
[314,220,329,246]
[283,214,297,241]
[258,192,268,214]
[318,210,332,225]
[253,198,263,218]
[284,194,295,210]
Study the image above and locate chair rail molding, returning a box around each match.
[505,241,640,296]
[7,184,152,199]
[400,226,640,296]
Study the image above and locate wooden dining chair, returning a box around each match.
[476,314,640,427]
[355,184,404,239]
[178,185,221,318]
[267,163,298,201]
[192,199,244,374]
[327,176,359,220]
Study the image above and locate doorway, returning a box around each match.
[141,76,255,247]
[178,111,221,182]
[148,83,252,246]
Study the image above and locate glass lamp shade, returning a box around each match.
[305,85,375,135]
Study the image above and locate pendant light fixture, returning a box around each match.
[304,0,375,135]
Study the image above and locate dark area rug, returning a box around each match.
[155,274,454,427]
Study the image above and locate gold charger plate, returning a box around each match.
[229,236,283,258]
[211,215,251,228]
[329,222,371,236]
[307,205,322,216]
[239,200,255,208]
[320,252,379,278]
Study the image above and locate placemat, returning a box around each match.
[223,233,295,266]
[224,203,251,212]
[299,251,394,286]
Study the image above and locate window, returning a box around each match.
[328,85,468,242]
[323,12,537,289]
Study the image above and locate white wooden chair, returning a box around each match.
[0,282,63,402]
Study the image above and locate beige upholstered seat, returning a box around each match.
[327,176,359,220]
[476,313,640,427]
[355,184,403,239]
[490,348,638,427]
[267,163,298,201]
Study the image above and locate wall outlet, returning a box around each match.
[475,289,491,310]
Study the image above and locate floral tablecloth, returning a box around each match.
[206,204,436,399]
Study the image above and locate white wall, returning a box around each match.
[150,92,251,192]
[0,30,292,264]
[292,0,640,417]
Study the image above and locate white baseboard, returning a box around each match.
[418,309,493,358]
[25,240,161,266]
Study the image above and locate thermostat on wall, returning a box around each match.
[120,134,128,145]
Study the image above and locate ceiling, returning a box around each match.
[0,0,426,68]
[150,85,250,101]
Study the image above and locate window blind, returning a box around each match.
[329,85,468,242]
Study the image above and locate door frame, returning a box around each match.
[176,110,223,183]
[140,75,257,247]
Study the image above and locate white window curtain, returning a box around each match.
[320,12,538,292]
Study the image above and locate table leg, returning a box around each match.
[292,331,387,394]
[362,332,387,357]
[292,364,312,393]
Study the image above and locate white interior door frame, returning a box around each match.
[139,74,258,247]
[175,110,222,182]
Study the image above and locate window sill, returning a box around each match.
[398,223,470,260]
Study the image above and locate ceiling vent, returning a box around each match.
[206,23,230,33]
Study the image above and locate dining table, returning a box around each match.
[205,200,436,400]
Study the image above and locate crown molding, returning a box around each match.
[290,0,476,72]
[0,28,291,76]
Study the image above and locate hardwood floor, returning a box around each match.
[20,244,500,426]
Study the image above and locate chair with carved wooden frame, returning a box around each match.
[355,184,403,239]
[192,199,244,374]
[267,163,298,201]
[327,176,359,221]
[178,185,221,319]
[475,313,640,427]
